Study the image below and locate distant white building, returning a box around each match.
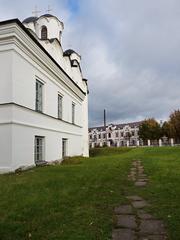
[0,14,89,173]
[89,122,142,147]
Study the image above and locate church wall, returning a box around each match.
[40,40,66,70]
[11,124,82,171]
[0,50,13,103]
[71,66,84,90]
[82,94,89,157]
[0,103,84,173]
[11,123,83,171]
[35,18,63,40]
[63,56,73,77]
[0,19,89,173]
[0,124,12,173]
[12,103,82,136]
[12,50,83,126]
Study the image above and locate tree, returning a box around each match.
[161,121,173,138]
[139,118,162,141]
[168,110,180,141]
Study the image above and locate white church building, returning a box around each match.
[0,14,89,173]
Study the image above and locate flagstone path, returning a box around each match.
[112,160,168,240]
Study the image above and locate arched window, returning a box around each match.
[41,26,48,40]
[59,31,62,41]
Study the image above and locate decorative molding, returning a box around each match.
[0,102,82,129]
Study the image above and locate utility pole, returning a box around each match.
[104,109,106,128]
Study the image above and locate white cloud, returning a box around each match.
[1,0,180,126]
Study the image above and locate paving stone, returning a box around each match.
[135,181,147,187]
[132,162,138,167]
[138,212,155,220]
[130,167,136,171]
[112,228,135,240]
[138,178,149,182]
[129,172,136,177]
[116,215,137,229]
[139,235,167,240]
[139,174,148,178]
[132,200,149,209]
[127,195,144,201]
[139,220,166,235]
[114,205,133,214]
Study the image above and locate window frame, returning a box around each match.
[62,138,68,158]
[41,25,48,40]
[35,79,43,112]
[34,136,45,163]
[72,102,75,124]
[58,94,63,120]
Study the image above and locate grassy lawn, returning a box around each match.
[0,147,180,239]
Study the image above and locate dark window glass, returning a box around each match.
[41,26,48,40]
[36,80,43,112]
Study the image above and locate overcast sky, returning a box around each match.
[0,0,180,127]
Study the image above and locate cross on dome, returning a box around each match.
[32,5,41,17]
[46,5,53,14]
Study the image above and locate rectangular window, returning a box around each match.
[34,136,45,163]
[62,138,68,158]
[58,94,63,119]
[36,80,43,112]
[72,102,75,124]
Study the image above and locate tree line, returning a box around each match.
[139,110,180,143]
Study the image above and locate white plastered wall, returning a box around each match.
[11,123,83,171]
[0,50,13,103]
[11,49,83,126]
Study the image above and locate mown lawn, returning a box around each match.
[0,147,180,240]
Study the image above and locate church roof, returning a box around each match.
[23,16,38,24]
[23,14,63,25]
[63,49,78,57]
[41,14,55,18]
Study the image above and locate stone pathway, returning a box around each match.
[128,160,149,187]
[112,160,168,240]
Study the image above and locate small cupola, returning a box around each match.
[63,49,81,66]
[35,14,64,42]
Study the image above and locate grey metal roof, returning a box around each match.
[22,16,38,24]
[63,49,77,57]
[89,121,143,132]
[40,14,55,18]
[23,14,60,24]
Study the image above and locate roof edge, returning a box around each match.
[0,18,86,96]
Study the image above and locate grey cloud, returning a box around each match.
[1,0,180,127]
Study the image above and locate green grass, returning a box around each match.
[0,147,180,239]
